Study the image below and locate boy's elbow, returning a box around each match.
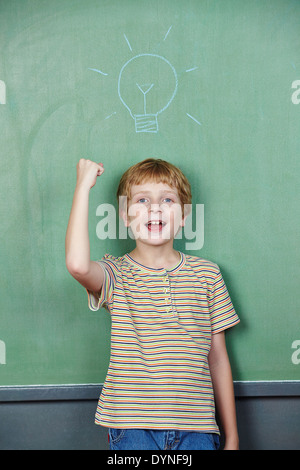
[66,258,90,279]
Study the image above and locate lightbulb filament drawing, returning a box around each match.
[136,83,154,113]
[89,27,201,133]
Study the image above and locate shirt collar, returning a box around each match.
[124,251,185,275]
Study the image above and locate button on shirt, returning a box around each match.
[87,252,240,433]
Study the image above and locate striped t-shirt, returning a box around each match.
[87,252,239,433]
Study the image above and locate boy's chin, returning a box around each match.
[131,227,181,244]
[134,233,174,244]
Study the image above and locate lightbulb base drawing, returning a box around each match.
[134,114,158,133]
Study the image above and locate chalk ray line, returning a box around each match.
[88,68,108,76]
[105,112,117,120]
[124,34,133,52]
[164,25,172,41]
[186,113,202,126]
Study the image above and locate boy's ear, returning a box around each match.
[118,195,130,227]
[179,204,191,227]
[119,208,130,227]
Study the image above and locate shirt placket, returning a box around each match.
[162,273,173,316]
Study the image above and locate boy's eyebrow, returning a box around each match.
[131,190,152,196]
[131,189,178,197]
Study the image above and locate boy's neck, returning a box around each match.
[128,244,181,270]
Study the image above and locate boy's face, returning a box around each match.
[121,181,186,245]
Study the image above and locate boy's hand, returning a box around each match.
[76,159,104,190]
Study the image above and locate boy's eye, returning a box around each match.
[162,198,173,203]
[137,198,148,203]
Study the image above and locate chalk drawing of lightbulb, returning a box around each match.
[118,54,178,133]
[89,27,202,132]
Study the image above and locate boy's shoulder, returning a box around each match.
[183,253,221,276]
[100,253,125,270]
[100,253,135,271]
[98,253,134,281]
[102,253,123,263]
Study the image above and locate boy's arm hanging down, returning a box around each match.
[65,159,105,293]
[208,331,239,450]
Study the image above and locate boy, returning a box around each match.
[65,158,240,450]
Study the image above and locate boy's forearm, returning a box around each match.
[208,332,239,449]
[210,356,239,449]
[65,183,91,275]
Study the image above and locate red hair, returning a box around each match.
[117,158,192,209]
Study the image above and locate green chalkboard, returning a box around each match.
[1,0,300,386]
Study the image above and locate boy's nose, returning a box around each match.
[150,203,162,212]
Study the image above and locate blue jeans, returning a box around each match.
[108,428,220,450]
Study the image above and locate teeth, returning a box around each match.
[148,221,161,225]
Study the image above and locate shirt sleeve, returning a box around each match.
[208,266,240,334]
[86,255,118,311]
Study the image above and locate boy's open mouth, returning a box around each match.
[146,220,166,232]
